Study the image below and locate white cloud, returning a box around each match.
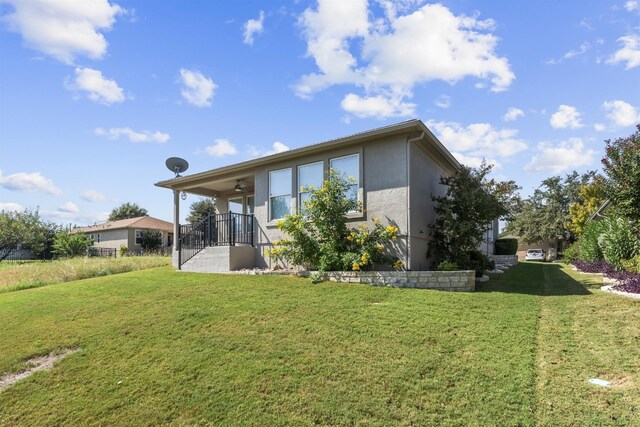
[179,68,216,107]
[524,138,595,173]
[602,100,640,127]
[94,127,170,143]
[434,95,451,109]
[503,107,524,122]
[625,0,639,12]
[205,139,238,157]
[594,123,606,132]
[563,41,590,59]
[243,10,265,45]
[341,93,415,118]
[0,170,62,196]
[66,67,125,104]
[0,202,25,212]
[2,0,123,64]
[427,120,528,159]
[58,202,79,213]
[81,189,108,202]
[43,209,109,224]
[248,141,290,158]
[607,34,640,69]
[550,105,583,129]
[451,152,501,169]
[295,1,514,118]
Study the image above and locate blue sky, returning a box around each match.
[1,0,639,225]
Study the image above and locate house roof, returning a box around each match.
[154,119,461,194]
[71,216,173,234]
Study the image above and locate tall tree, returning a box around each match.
[505,171,595,243]
[566,175,607,236]
[108,203,148,221]
[601,124,640,226]
[430,162,520,270]
[186,198,217,224]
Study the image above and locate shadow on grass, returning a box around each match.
[476,262,592,296]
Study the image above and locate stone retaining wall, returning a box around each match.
[325,270,476,292]
[490,255,518,266]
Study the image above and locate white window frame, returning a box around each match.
[269,168,292,221]
[135,229,143,245]
[297,161,323,213]
[330,153,361,206]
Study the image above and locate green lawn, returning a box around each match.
[0,263,638,426]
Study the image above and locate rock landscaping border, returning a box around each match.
[601,285,640,300]
[324,270,476,292]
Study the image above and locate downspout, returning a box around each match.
[406,131,425,270]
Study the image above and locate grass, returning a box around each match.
[0,263,638,426]
[0,256,171,293]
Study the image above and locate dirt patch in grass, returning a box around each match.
[0,348,80,392]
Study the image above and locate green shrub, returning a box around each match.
[561,242,580,263]
[119,245,128,257]
[621,256,640,274]
[597,217,639,270]
[140,230,162,252]
[271,171,402,273]
[495,238,518,255]
[437,261,459,271]
[578,220,605,263]
[53,231,93,258]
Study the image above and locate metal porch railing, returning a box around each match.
[178,212,254,267]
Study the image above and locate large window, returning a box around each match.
[297,161,323,213]
[135,229,143,245]
[330,154,360,203]
[269,168,292,220]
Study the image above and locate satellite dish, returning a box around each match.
[165,157,189,177]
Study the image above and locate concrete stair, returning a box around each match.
[180,246,257,273]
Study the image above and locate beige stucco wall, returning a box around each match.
[90,229,128,250]
[249,134,410,269]
[408,141,454,270]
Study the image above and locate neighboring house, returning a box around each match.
[71,216,174,254]
[156,119,463,272]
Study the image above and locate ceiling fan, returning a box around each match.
[234,180,247,192]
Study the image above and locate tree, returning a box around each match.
[108,203,148,221]
[140,230,162,252]
[429,162,519,273]
[53,231,93,258]
[601,125,640,225]
[186,198,217,224]
[0,209,51,262]
[566,176,607,236]
[505,171,595,244]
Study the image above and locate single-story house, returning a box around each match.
[71,216,174,254]
[156,119,466,272]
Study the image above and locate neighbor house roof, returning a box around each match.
[155,119,461,192]
[71,216,173,234]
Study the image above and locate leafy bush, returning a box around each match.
[578,220,605,263]
[140,230,162,252]
[621,256,640,274]
[561,242,580,263]
[271,171,401,273]
[597,217,639,270]
[451,250,495,277]
[53,232,93,258]
[495,238,518,255]
[119,245,129,257]
[437,261,459,271]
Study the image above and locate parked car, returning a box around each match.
[525,249,545,261]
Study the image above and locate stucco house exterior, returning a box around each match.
[156,119,464,272]
[71,216,174,255]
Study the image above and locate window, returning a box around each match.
[89,233,101,243]
[168,234,173,247]
[269,168,292,221]
[330,154,360,203]
[297,161,323,213]
[135,229,143,245]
